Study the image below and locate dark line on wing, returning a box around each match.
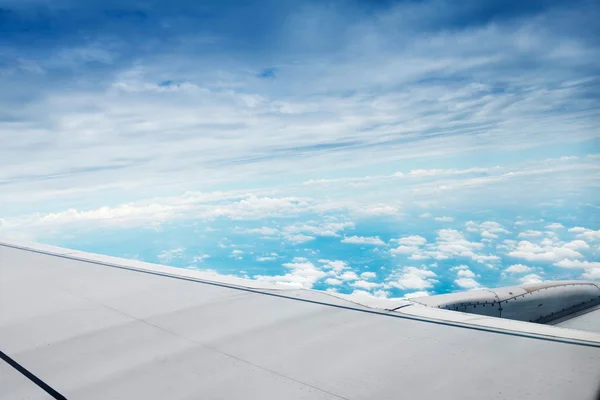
[0,350,67,400]
[2,242,600,349]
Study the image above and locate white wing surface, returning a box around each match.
[1,240,599,400]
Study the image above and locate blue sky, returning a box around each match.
[1,0,599,302]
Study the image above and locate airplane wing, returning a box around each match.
[1,240,599,400]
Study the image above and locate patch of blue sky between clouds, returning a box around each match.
[0,0,599,301]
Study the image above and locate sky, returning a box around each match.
[1,0,599,302]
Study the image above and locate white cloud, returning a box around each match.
[319,260,348,273]
[338,271,360,281]
[581,268,600,280]
[360,271,377,279]
[158,248,185,263]
[568,227,600,241]
[241,226,279,235]
[456,269,476,278]
[403,291,429,299]
[504,264,533,273]
[254,257,326,289]
[519,274,544,284]
[465,221,510,234]
[324,278,343,286]
[256,256,276,262]
[434,216,454,222]
[394,235,427,246]
[508,240,584,262]
[419,213,432,218]
[231,249,244,255]
[351,280,382,290]
[284,221,354,238]
[554,259,600,269]
[480,231,498,240]
[517,230,543,238]
[285,234,315,244]
[191,254,210,263]
[387,267,437,290]
[390,245,420,255]
[362,205,400,216]
[563,240,590,250]
[454,277,481,289]
[341,235,386,246]
[545,223,564,229]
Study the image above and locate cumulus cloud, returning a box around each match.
[254,257,326,289]
[519,274,544,284]
[568,227,600,241]
[403,291,430,299]
[434,216,454,222]
[338,271,360,281]
[517,230,544,238]
[504,264,533,273]
[581,269,600,280]
[508,240,584,262]
[351,280,382,290]
[394,235,427,246]
[341,235,386,245]
[554,259,600,269]
[456,269,476,278]
[319,260,348,273]
[324,278,343,286]
[465,221,510,234]
[360,271,377,279]
[454,277,481,289]
[387,267,437,290]
[545,223,564,229]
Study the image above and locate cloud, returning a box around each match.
[403,291,430,299]
[338,271,360,281]
[285,234,315,244]
[284,221,355,239]
[454,277,481,289]
[581,269,600,280]
[254,257,326,289]
[465,221,510,235]
[387,267,437,290]
[519,274,544,284]
[545,223,564,229]
[434,216,454,222]
[319,260,348,273]
[554,259,600,269]
[504,264,533,273]
[256,256,275,262]
[240,226,279,235]
[157,248,185,263]
[324,278,343,286]
[394,235,427,246]
[360,271,377,279]
[351,280,382,290]
[517,230,544,238]
[341,235,386,245]
[456,269,476,278]
[508,240,584,262]
[568,227,600,241]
